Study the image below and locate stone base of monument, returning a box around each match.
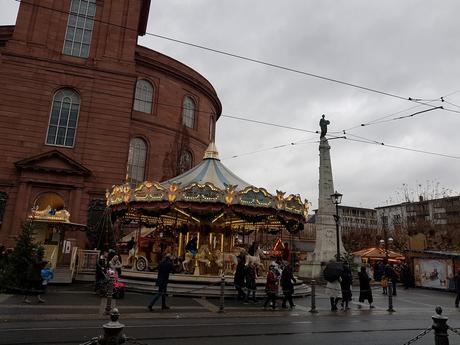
[298,261,327,281]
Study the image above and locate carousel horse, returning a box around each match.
[213,248,241,275]
[182,244,212,273]
[245,247,266,272]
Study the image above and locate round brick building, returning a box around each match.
[0,0,221,254]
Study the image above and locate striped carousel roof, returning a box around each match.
[161,143,252,191]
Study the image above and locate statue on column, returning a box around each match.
[319,114,330,138]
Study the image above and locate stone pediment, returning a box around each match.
[15,150,91,176]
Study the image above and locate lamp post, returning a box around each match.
[379,215,394,262]
[331,191,343,262]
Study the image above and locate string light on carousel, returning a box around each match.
[106,142,309,278]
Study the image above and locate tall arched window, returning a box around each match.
[182,96,195,128]
[133,80,153,113]
[126,138,147,185]
[179,151,193,174]
[46,89,80,147]
[63,0,97,58]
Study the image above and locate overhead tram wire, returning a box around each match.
[4,70,460,162]
[11,0,451,114]
[341,136,460,160]
[345,89,460,131]
[221,136,319,160]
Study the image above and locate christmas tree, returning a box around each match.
[0,221,43,290]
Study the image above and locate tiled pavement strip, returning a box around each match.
[0,284,459,322]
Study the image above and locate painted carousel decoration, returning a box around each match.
[107,143,309,275]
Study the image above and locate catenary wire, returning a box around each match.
[10,0,450,114]
[2,66,459,161]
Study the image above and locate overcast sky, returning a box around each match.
[2,0,460,210]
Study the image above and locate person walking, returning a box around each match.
[281,263,296,309]
[400,262,412,289]
[24,259,45,304]
[244,261,257,303]
[454,269,460,308]
[358,266,374,309]
[109,254,122,276]
[326,276,342,311]
[234,256,246,301]
[39,262,54,303]
[263,264,279,310]
[381,275,388,295]
[385,262,398,296]
[340,262,353,310]
[147,254,173,311]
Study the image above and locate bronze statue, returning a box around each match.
[319,114,330,138]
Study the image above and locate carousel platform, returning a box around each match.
[120,271,311,298]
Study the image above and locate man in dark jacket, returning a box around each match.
[385,263,398,296]
[148,254,173,311]
[454,269,460,308]
[281,263,296,309]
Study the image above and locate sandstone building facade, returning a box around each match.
[0,0,221,248]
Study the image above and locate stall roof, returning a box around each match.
[407,250,460,258]
[353,247,405,260]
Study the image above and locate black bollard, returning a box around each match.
[105,272,115,315]
[432,306,449,345]
[218,274,225,313]
[309,280,318,313]
[99,308,126,345]
[387,283,395,312]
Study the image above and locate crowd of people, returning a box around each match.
[325,260,411,311]
[233,242,297,310]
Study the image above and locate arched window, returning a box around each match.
[126,138,147,185]
[133,80,153,113]
[179,151,193,174]
[182,96,195,128]
[63,0,97,58]
[46,89,80,147]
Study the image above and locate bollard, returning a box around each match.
[105,271,115,315]
[432,306,449,345]
[309,280,318,313]
[387,283,395,312]
[218,274,225,313]
[99,308,127,345]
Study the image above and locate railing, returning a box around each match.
[76,249,100,275]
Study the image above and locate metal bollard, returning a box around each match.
[309,280,318,313]
[218,274,225,313]
[387,283,395,312]
[105,272,115,315]
[99,308,127,345]
[432,306,449,345]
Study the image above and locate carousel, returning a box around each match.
[106,143,309,282]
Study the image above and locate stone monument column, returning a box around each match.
[312,137,346,264]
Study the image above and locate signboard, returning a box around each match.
[413,258,454,289]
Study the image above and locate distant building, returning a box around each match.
[376,196,460,251]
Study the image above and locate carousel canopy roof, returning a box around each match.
[162,143,251,192]
[106,142,309,230]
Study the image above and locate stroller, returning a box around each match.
[97,268,126,299]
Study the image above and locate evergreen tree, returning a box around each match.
[0,221,43,290]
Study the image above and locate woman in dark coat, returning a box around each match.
[340,263,353,310]
[244,262,257,303]
[281,264,296,309]
[358,266,374,308]
[234,256,246,300]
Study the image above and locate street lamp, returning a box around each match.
[380,236,394,262]
[331,191,343,262]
